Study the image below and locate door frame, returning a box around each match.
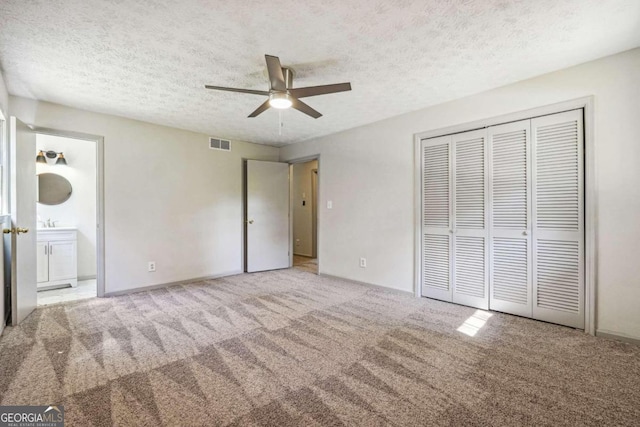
[287,155,321,271]
[413,96,596,335]
[311,168,318,259]
[0,109,8,331]
[31,126,106,298]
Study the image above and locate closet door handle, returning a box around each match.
[49,245,52,255]
[45,245,48,256]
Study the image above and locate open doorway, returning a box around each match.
[35,133,97,305]
[291,159,318,274]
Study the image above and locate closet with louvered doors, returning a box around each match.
[421,109,585,329]
[421,130,489,310]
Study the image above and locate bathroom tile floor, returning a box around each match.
[37,279,97,306]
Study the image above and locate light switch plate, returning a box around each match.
[327,200,333,209]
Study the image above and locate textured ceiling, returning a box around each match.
[1,0,639,146]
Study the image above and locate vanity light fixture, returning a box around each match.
[36,150,68,166]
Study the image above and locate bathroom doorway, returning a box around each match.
[35,132,100,305]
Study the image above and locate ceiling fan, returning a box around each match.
[205,55,351,119]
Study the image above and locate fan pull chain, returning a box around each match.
[279,110,283,136]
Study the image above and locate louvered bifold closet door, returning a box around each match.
[488,120,533,318]
[532,110,584,328]
[421,135,453,302]
[452,129,489,309]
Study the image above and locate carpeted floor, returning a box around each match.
[0,266,639,426]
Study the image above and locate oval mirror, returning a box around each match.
[38,173,72,205]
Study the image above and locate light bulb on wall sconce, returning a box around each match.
[36,150,69,166]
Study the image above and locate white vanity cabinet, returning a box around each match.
[37,228,78,289]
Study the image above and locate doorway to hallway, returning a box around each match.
[291,160,318,274]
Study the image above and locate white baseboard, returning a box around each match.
[293,251,313,257]
[596,329,640,346]
[319,273,414,296]
[104,270,244,297]
[78,275,97,281]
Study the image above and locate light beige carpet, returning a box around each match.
[0,266,638,426]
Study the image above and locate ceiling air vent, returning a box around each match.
[209,137,231,151]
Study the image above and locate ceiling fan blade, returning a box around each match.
[248,100,271,118]
[265,55,286,91]
[205,85,269,96]
[291,98,322,119]
[288,82,352,99]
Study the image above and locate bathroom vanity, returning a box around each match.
[37,227,78,289]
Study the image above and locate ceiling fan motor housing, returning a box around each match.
[281,67,294,91]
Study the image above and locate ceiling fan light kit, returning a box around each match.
[269,92,292,109]
[205,54,352,119]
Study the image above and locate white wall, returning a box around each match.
[280,48,640,340]
[36,134,97,279]
[10,97,279,294]
[292,160,318,257]
[0,70,9,334]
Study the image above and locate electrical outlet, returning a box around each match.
[327,200,333,209]
[295,239,300,246]
[148,261,156,272]
[359,257,366,268]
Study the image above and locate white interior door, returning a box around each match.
[488,119,533,318]
[246,160,290,273]
[421,135,452,301]
[9,117,37,325]
[532,110,584,328]
[452,129,489,309]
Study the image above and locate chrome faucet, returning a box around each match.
[45,218,58,228]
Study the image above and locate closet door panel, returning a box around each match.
[452,129,488,309]
[532,110,584,328]
[488,120,533,317]
[422,135,452,301]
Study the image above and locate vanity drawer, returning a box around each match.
[37,230,77,242]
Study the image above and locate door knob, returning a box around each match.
[522,230,528,236]
[3,228,30,234]
[246,220,254,224]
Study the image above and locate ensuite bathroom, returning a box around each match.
[36,133,97,305]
